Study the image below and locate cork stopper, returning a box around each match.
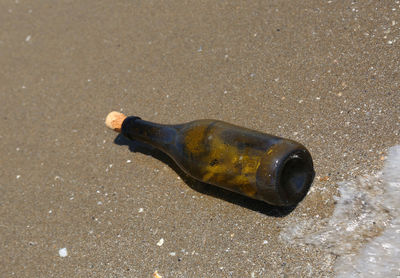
[105,111,127,133]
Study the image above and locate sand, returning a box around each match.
[1,1,399,277]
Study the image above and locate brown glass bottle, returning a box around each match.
[113,115,315,206]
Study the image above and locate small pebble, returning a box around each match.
[157,238,164,246]
[153,271,162,278]
[58,248,68,257]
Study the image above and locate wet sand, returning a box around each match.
[1,1,399,277]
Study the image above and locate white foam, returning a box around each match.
[335,146,400,277]
[280,145,400,277]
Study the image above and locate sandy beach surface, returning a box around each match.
[1,1,399,277]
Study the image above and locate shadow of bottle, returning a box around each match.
[114,134,296,217]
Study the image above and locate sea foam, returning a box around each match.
[280,145,400,277]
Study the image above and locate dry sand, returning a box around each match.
[1,1,399,277]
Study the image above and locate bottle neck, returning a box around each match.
[121,116,177,151]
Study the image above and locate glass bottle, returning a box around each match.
[106,112,315,206]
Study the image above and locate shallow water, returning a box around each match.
[281,145,400,277]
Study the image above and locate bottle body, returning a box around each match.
[122,117,315,206]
